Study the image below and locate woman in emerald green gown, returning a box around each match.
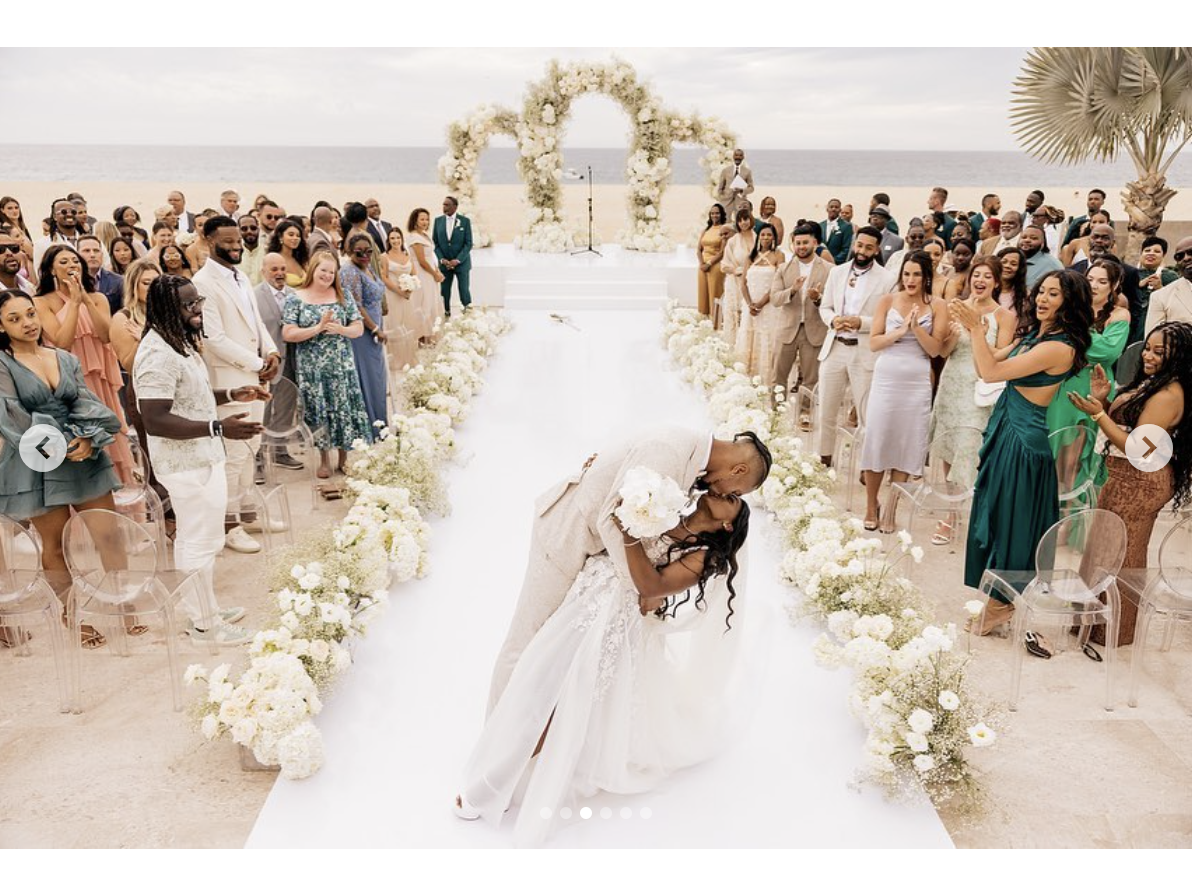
[1047,259,1132,494]
[953,271,1092,634]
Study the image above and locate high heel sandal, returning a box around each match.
[863,504,881,531]
[932,519,955,546]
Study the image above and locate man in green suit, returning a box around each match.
[1061,188,1108,247]
[820,197,854,264]
[433,196,472,317]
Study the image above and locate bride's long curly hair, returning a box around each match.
[655,498,751,632]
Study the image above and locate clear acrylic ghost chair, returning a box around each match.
[887,425,986,553]
[795,382,819,434]
[1114,340,1144,391]
[0,514,71,712]
[62,509,204,711]
[1127,516,1192,707]
[112,434,171,567]
[1049,425,1102,520]
[261,375,322,510]
[978,508,1128,712]
[833,423,865,512]
[241,483,294,553]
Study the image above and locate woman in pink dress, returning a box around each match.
[34,245,134,485]
[406,208,444,345]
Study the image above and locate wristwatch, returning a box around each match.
[209,419,223,438]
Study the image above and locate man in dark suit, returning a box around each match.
[820,197,854,265]
[77,234,124,314]
[364,198,392,252]
[167,189,197,235]
[1061,188,1108,248]
[869,204,903,266]
[1068,223,1144,335]
[433,196,472,316]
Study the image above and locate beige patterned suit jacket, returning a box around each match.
[488,426,712,711]
[769,254,832,347]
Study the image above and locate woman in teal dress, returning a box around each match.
[0,288,123,648]
[1047,258,1132,493]
[281,251,373,480]
[339,234,389,432]
[952,271,1091,633]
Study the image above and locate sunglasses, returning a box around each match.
[0,244,21,254]
[353,248,373,257]
[181,297,206,311]
[1174,250,1191,262]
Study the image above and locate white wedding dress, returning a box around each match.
[461,535,749,847]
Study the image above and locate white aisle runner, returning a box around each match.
[247,310,952,849]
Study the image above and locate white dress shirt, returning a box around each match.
[842,265,872,316]
[445,214,456,240]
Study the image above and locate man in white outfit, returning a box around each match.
[815,225,898,465]
[486,427,772,713]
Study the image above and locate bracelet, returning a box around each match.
[209,419,223,438]
[1090,411,1104,422]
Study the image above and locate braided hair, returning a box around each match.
[144,274,202,357]
[656,498,751,632]
[1113,322,1192,508]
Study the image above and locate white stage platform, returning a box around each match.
[471,244,696,310]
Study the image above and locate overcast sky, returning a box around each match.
[0,47,1031,151]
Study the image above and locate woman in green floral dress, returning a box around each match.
[282,250,373,479]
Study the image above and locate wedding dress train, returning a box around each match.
[460,536,749,847]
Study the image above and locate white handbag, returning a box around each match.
[973,378,1006,407]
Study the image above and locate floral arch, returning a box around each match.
[437,59,738,253]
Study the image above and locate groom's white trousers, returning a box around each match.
[487,528,584,715]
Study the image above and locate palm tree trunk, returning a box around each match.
[1120,172,1178,264]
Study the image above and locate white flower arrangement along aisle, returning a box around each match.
[662,303,999,808]
[438,57,738,253]
[186,310,513,779]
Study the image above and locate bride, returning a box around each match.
[455,490,752,847]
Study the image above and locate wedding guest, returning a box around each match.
[968,194,1001,238]
[1031,205,1064,255]
[167,191,196,236]
[67,193,96,233]
[1,196,33,248]
[364,198,392,252]
[921,211,945,248]
[154,205,179,232]
[433,197,473,318]
[193,216,282,555]
[220,190,241,218]
[977,216,1000,242]
[929,257,1015,543]
[282,251,372,480]
[948,218,975,252]
[1023,189,1045,221]
[926,187,956,246]
[257,201,283,248]
[108,237,136,277]
[1136,235,1179,343]
[870,204,903,266]
[34,245,135,485]
[820,198,854,265]
[407,208,444,345]
[267,219,310,287]
[754,197,785,245]
[978,210,1021,257]
[150,222,176,256]
[841,204,855,225]
[237,214,265,286]
[870,193,899,233]
[885,221,926,273]
[159,243,193,280]
[308,206,337,256]
[0,231,35,295]
[33,199,83,269]
[696,204,728,320]
[253,194,274,215]
[719,207,757,351]
[1067,321,1191,646]
[941,238,975,300]
[0,289,124,649]
[382,227,420,364]
[769,222,831,403]
[114,205,149,250]
[715,148,754,221]
[1020,224,1063,290]
[859,252,947,531]
[134,275,255,646]
[1061,188,1109,248]
[960,271,1089,634]
[341,233,389,433]
[250,253,305,475]
[184,212,214,271]
[921,238,948,298]
[111,259,160,373]
[815,227,898,465]
[78,235,124,315]
[1145,235,1192,331]
[1060,209,1111,267]
[996,246,1031,329]
[735,224,784,380]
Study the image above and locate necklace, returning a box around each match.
[847,263,871,289]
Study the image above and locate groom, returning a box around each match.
[433,196,472,317]
[487,427,772,713]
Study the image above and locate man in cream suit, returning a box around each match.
[768,222,832,400]
[487,427,772,713]
[193,216,282,554]
[715,148,754,222]
[815,226,897,465]
[1145,235,1192,331]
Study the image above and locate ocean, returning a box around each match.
[0,145,1176,188]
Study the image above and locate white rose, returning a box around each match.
[907,708,935,734]
[913,754,936,773]
[183,664,206,686]
[964,599,985,617]
[938,690,961,711]
[967,722,997,747]
[200,714,220,740]
[905,731,929,752]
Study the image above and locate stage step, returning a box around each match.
[504,278,667,298]
[504,295,669,311]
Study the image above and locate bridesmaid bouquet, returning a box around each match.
[397,273,419,293]
[614,467,689,539]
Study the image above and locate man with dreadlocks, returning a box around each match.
[132,274,268,645]
[1069,320,1192,647]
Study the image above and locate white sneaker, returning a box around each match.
[219,607,246,624]
[186,621,252,647]
[224,526,261,554]
[242,517,287,534]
